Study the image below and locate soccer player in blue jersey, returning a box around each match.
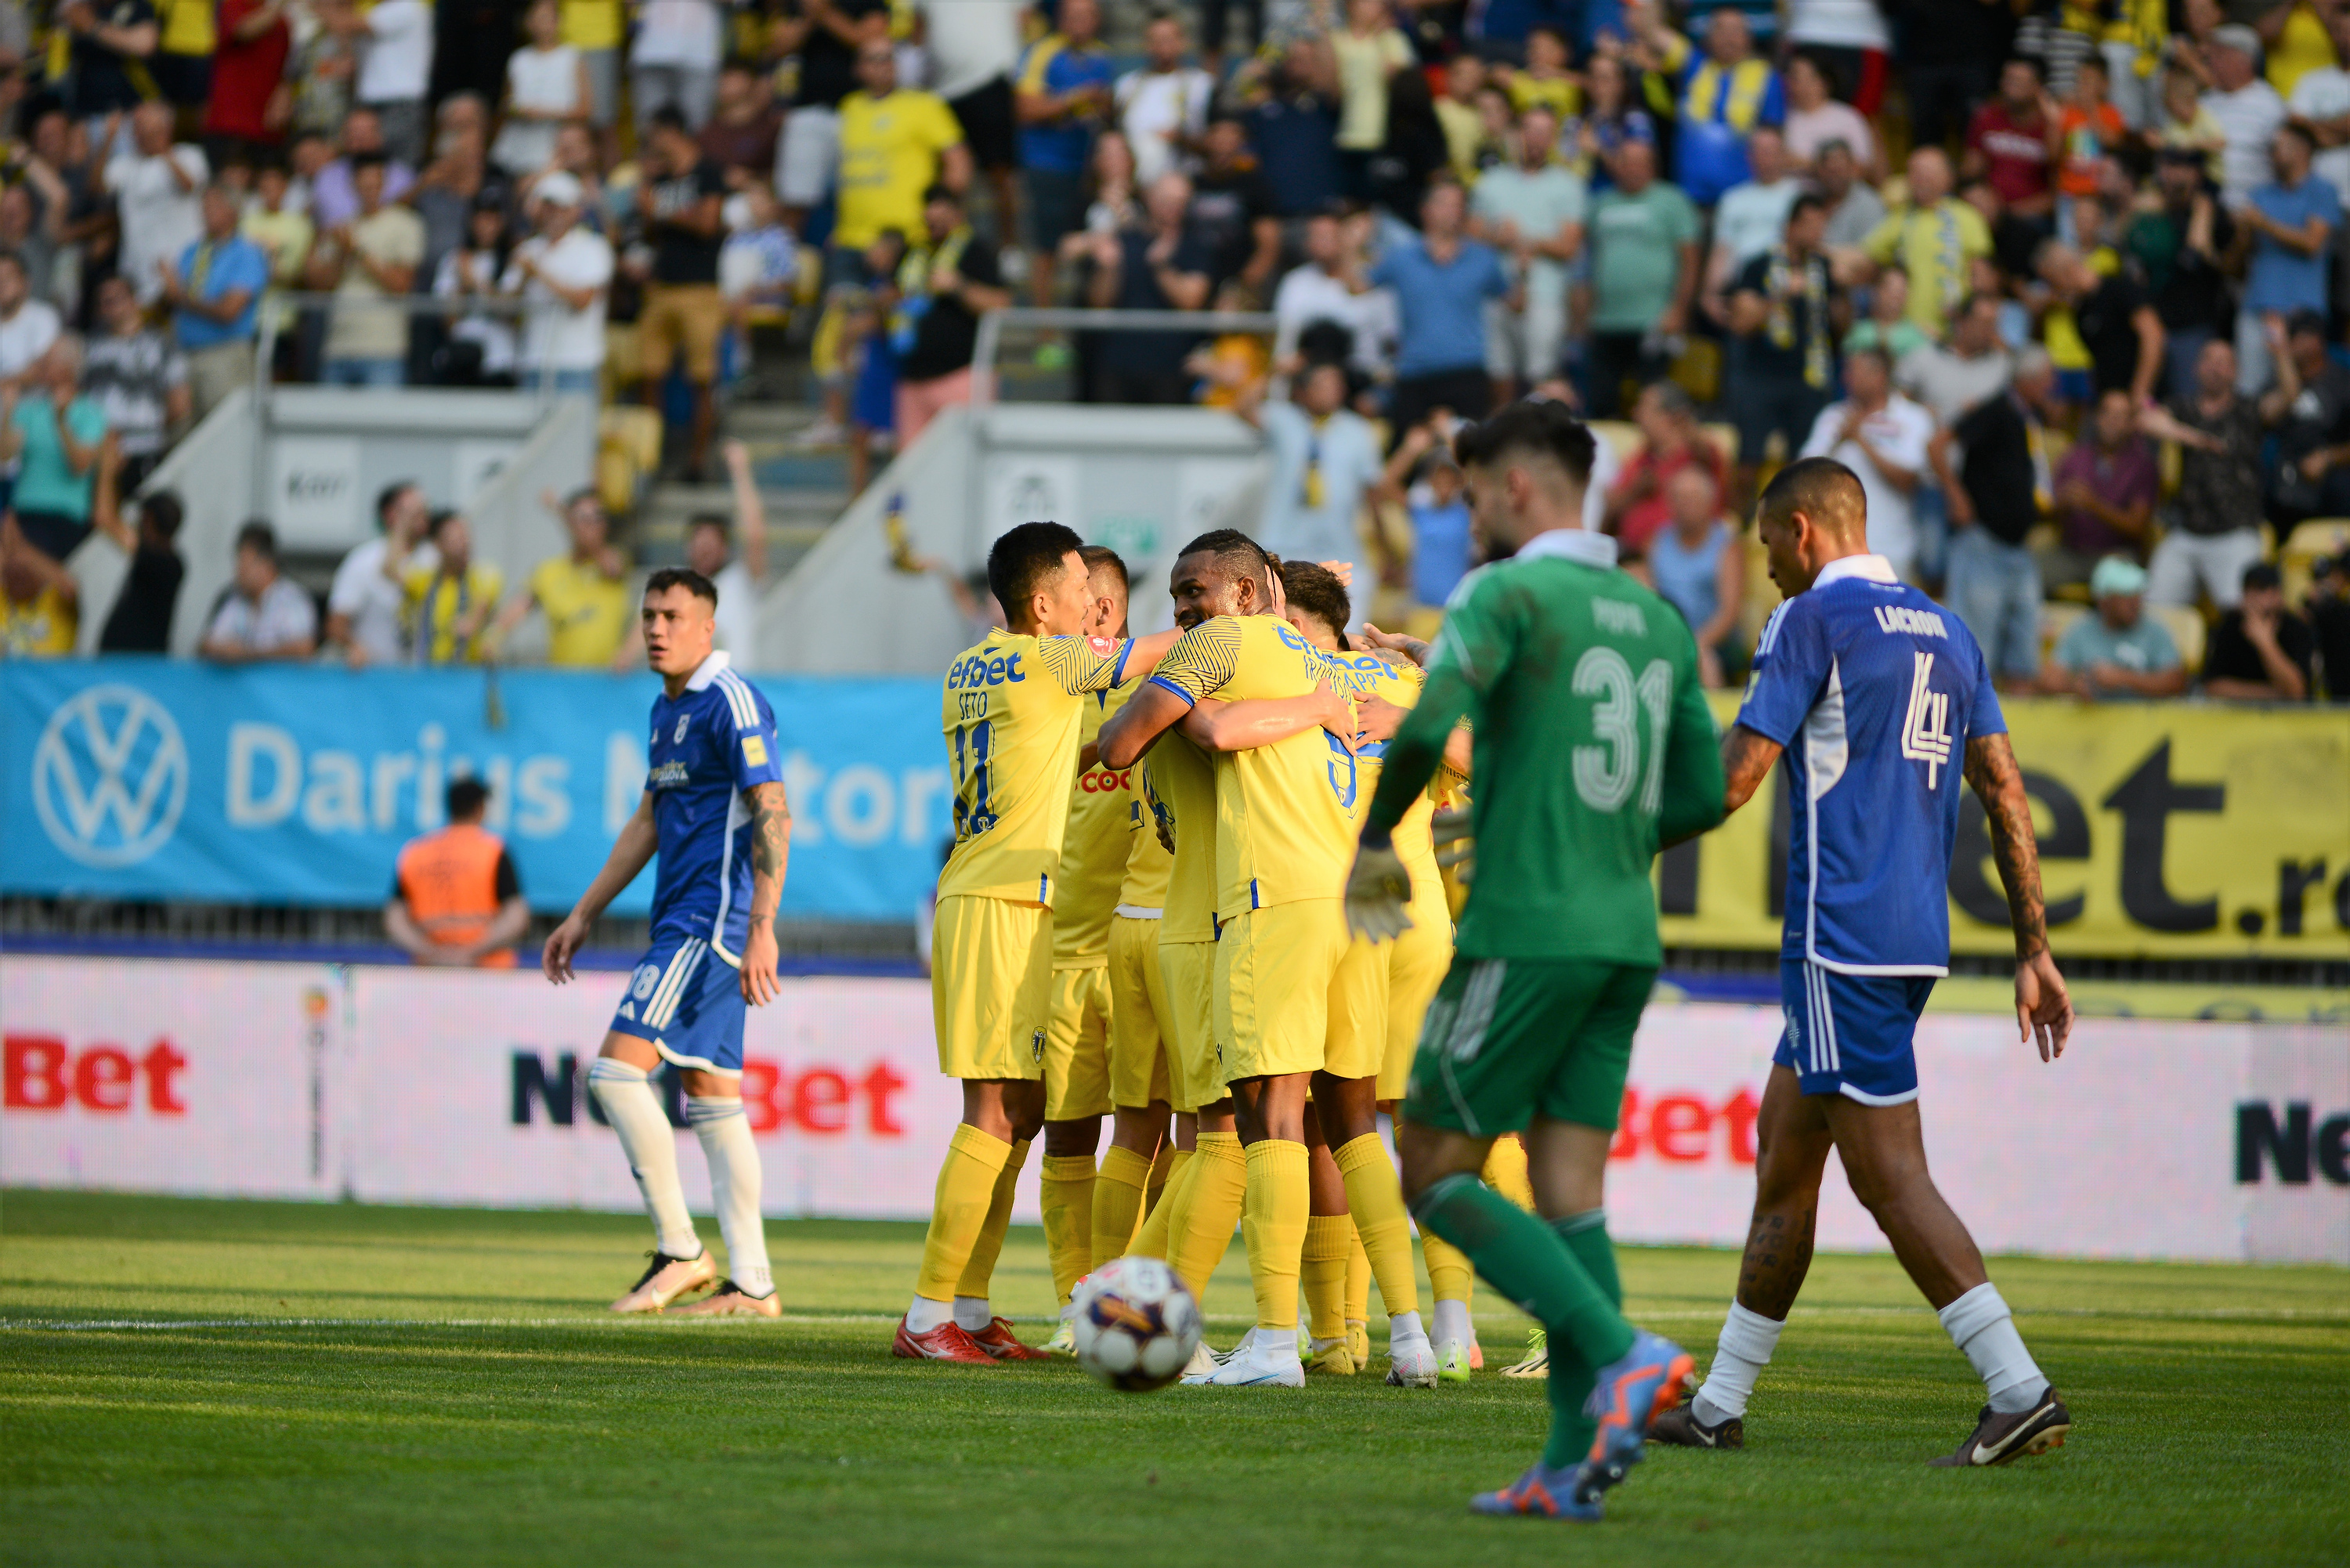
[1655,457,2077,1466]
[543,567,793,1317]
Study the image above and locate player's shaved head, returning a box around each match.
[1079,544,1128,594]
[1758,457,1867,540]
[989,521,1086,623]
[1452,399,1597,491]
[1276,558,1350,648]
[1079,544,1130,636]
[1170,529,1274,627]
[1451,399,1599,555]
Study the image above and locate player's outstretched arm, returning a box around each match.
[544,792,658,984]
[740,780,790,1007]
[1097,679,1193,768]
[1119,626,1184,676]
[1962,732,2073,1062]
[1717,723,1784,817]
[1179,680,1357,753]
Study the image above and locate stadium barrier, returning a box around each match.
[8,660,2346,959]
[3,956,2342,1265]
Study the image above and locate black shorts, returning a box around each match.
[150,52,212,108]
[949,75,1017,172]
[1025,167,1088,250]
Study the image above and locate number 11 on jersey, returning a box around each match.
[954,717,996,836]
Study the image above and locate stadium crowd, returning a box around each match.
[0,0,2343,699]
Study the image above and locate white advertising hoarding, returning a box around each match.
[5,957,2344,1263]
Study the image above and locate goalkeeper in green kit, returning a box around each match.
[1343,399,1726,1523]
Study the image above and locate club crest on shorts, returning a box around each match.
[1032,1028,1047,1064]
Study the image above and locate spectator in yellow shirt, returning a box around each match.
[832,40,970,260]
[400,509,504,664]
[492,487,631,667]
[1855,146,1992,339]
[1,513,79,656]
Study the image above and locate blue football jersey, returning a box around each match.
[644,652,786,962]
[1737,556,2005,975]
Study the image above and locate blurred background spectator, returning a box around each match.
[198,518,316,661]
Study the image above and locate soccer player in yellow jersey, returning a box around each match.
[1098,531,1391,1388]
[1036,547,1146,1354]
[895,522,1181,1363]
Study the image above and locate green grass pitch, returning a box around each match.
[3,1190,2345,1567]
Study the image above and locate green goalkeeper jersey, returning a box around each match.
[1363,530,1725,965]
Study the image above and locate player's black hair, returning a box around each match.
[377,480,418,526]
[235,519,277,561]
[140,490,183,540]
[988,521,1085,618]
[1452,398,1597,486]
[1079,544,1128,593]
[645,565,719,606]
[445,775,492,822]
[1276,558,1350,649]
[1173,528,1274,597]
[1759,456,1867,538]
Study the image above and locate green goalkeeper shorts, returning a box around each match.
[1401,956,1658,1138]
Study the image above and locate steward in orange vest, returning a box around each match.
[385,778,530,967]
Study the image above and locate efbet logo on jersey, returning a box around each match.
[1900,652,1954,789]
[947,650,1029,688]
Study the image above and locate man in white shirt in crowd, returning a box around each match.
[307,154,426,387]
[2287,1,2350,291]
[502,172,612,396]
[1705,125,1802,320]
[1116,9,1212,185]
[2204,25,2286,211]
[103,103,206,308]
[1470,104,1585,403]
[1271,201,1395,381]
[1799,343,1936,581]
[201,521,318,663]
[631,0,723,135]
[0,250,61,394]
[327,479,435,666]
[349,0,432,166]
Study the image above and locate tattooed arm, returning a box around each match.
[1961,732,2073,1062]
[741,780,790,1006]
[1718,724,1784,817]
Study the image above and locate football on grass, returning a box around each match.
[1071,1255,1202,1392]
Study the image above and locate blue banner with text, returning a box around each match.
[1,659,949,920]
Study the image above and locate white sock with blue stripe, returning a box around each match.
[1939,1282,2048,1414]
[588,1058,700,1259]
[688,1095,772,1299]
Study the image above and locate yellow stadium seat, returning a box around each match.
[2148,603,2207,674]
[2282,518,2350,606]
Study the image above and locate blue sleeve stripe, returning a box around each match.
[1147,674,1197,707]
[1111,638,1133,687]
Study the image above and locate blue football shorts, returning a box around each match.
[609,934,747,1074]
[1775,957,1936,1107]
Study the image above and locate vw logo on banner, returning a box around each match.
[32,683,190,868]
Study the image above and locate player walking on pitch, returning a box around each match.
[1343,401,1726,1517]
[544,569,792,1316]
[1654,457,2077,1465]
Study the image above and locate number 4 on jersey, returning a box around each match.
[1900,652,1953,789]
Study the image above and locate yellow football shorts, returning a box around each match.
[1213,898,1350,1083]
[931,894,1053,1081]
[1156,937,1223,1112]
[1378,898,1453,1101]
[1326,935,1389,1082]
[1107,915,1175,1110]
[1043,962,1113,1120]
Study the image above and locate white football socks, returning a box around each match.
[1388,1308,1430,1348]
[1939,1282,2049,1414]
[953,1295,996,1331]
[587,1058,699,1259]
[686,1095,772,1299]
[905,1296,956,1333]
[1691,1301,1785,1425]
[1431,1298,1473,1349]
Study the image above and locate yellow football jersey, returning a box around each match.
[1119,760,1174,912]
[1150,614,1355,921]
[1052,681,1140,965]
[1317,649,1448,896]
[938,628,1133,905]
[1143,730,1219,941]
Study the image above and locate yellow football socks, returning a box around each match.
[1241,1139,1309,1333]
[1345,1223,1370,1326]
[1143,1142,1177,1214]
[1129,1148,1194,1260]
[1302,1214,1352,1342]
[1486,1134,1535,1210]
[953,1136,1029,1300]
[915,1123,1014,1302]
[1423,1228,1474,1309]
[1089,1144,1155,1266]
[1039,1154,1097,1305]
[1169,1132,1247,1299]
[1334,1133,1419,1317]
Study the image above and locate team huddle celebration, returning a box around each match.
[540,398,2077,1523]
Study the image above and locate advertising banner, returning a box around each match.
[1659,695,2350,962]
[1,660,949,921]
[6,958,2342,1264]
